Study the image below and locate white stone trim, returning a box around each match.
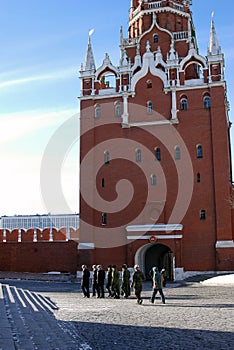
[78,243,95,250]
[127,235,183,240]
[131,51,168,92]
[129,7,189,27]
[180,47,207,71]
[122,119,178,128]
[126,224,183,232]
[216,241,234,249]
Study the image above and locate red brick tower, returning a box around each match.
[79,0,234,279]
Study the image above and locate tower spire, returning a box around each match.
[208,11,221,55]
[83,31,96,71]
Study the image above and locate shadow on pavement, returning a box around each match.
[72,321,234,350]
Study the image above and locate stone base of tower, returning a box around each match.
[216,245,234,271]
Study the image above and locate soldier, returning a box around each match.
[92,265,98,297]
[106,264,113,297]
[97,265,105,298]
[150,266,165,304]
[131,265,145,304]
[81,265,90,298]
[121,264,131,298]
[111,265,120,299]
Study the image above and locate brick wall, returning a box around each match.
[0,241,78,274]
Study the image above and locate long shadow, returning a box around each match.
[70,320,234,350]
[0,278,80,293]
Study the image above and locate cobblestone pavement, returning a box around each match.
[0,277,233,350]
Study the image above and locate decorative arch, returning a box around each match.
[180,48,207,72]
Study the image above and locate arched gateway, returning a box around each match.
[135,243,175,280]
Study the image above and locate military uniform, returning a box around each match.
[150,266,165,304]
[81,265,90,298]
[111,265,120,298]
[121,264,131,298]
[132,265,145,304]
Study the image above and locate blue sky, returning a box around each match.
[0,0,233,215]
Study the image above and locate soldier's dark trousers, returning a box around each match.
[151,288,165,304]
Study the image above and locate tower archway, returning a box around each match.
[135,243,175,281]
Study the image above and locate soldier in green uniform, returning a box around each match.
[150,266,165,304]
[111,265,120,299]
[121,264,131,298]
[131,265,145,304]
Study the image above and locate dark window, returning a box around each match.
[115,103,121,117]
[204,96,211,109]
[175,146,181,160]
[197,173,201,183]
[102,178,105,188]
[104,151,110,164]
[102,213,107,225]
[147,101,153,114]
[197,145,203,159]
[136,149,142,162]
[155,147,161,161]
[151,174,156,186]
[200,210,206,221]
[180,98,188,110]
[147,80,152,88]
[95,105,101,118]
[153,34,158,43]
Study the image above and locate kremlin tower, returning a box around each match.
[79,0,234,279]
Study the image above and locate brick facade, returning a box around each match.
[79,1,234,279]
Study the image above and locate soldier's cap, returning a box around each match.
[92,264,97,269]
[107,264,112,268]
[97,265,102,269]
[82,265,87,269]
[112,264,116,268]
[122,264,127,268]
[134,264,139,269]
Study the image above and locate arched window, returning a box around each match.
[180,98,188,110]
[147,101,153,114]
[147,79,152,89]
[204,96,211,109]
[104,151,110,164]
[200,210,206,221]
[151,174,157,186]
[197,145,203,159]
[102,213,107,225]
[153,34,158,43]
[155,147,161,161]
[136,149,142,162]
[95,104,101,118]
[115,102,121,117]
[175,146,181,160]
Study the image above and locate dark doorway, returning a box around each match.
[145,243,174,280]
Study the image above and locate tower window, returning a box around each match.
[95,104,101,118]
[197,145,203,159]
[204,96,211,109]
[200,210,206,221]
[147,101,153,114]
[115,103,121,117]
[197,173,201,183]
[102,213,107,226]
[147,79,152,88]
[153,34,158,43]
[155,147,161,161]
[180,98,188,111]
[102,178,105,188]
[104,151,110,164]
[151,174,157,186]
[136,149,142,162]
[175,146,181,160]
